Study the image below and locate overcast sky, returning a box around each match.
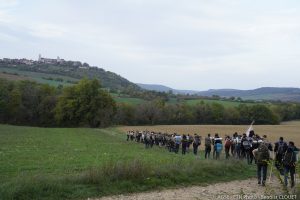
[1,0,300,90]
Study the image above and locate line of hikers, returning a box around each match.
[126,130,298,188]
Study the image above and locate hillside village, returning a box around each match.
[0,54,90,69]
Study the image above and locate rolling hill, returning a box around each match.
[0,57,141,91]
[138,83,300,102]
[196,87,300,102]
[136,83,173,92]
[2,57,300,102]
[137,83,199,95]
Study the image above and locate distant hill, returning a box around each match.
[2,58,300,102]
[196,87,300,102]
[137,83,199,95]
[138,83,300,102]
[0,57,141,91]
[137,83,173,92]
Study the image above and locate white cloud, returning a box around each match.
[0,31,18,42]
[0,10,12,22]
[0,0,18,8]
[0,0,18,23]
[28,24,67,38]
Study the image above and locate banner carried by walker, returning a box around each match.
[245,120,255,137]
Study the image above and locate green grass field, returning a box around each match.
[114,97,147,105]
[0,67,79,86]
[0,124,255,199]
[113,96,259,107]
[184,99,260,107]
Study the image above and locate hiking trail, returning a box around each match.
[91,176,297,200]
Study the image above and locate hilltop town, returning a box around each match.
[0,54,90,69]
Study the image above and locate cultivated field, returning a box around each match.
[120,121,300,147]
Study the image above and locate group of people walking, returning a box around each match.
[126,130,298,188]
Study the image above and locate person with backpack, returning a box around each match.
[262,135,273,151]
[170,134,175,152]
[193,134,201,156]
[224,136,231,159]
[234,135,242,159]
[274,137,288,175]
[205,133,212,159]
[126,131,130,141]
[137,131,142,143]
[181,134,188,155]
[214,134,223,160]
[174,133,181,154]
[253,140,270,186]
[212,133,219,159]
[241,134,247,159]
[231,132,237,157]
[242,135,252,164]
[187,134,194,153]
[150,132,155,148]
[251,135,260,164]
[283,141,298,188]
[130,131,134,141]
[145,132,151,149]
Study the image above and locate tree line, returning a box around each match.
[0,78,116,127]
[115,100,300,125]
[1,78,300,127]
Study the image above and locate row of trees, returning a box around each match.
[0,79,116,127]
[115,100,288,125]
[1,79,300,127]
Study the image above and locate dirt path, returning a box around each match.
[91,175,297,200]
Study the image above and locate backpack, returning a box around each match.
[234,138,240,149]
[189,136,194,143]
[277,142,287,155]
[282,149,294,166]
[194,136,200,146]
[216,143,223,153]
[205,137,212,147]
[256,144,270,164]
[243,140,251,150]
[225,140,231,149]
[146,134,151,141]
[175,136,181,144]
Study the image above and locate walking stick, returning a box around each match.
[268,151,275,183]
[268,162,273,183]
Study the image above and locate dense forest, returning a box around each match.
[1,78,300,127]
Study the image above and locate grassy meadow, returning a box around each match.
[0,124,255,200]
[184,98,262,107]
[114,96,147,105]
[0,67,79,86]
[114,97,261,107]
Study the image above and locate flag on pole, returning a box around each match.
[245,120,255,137]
